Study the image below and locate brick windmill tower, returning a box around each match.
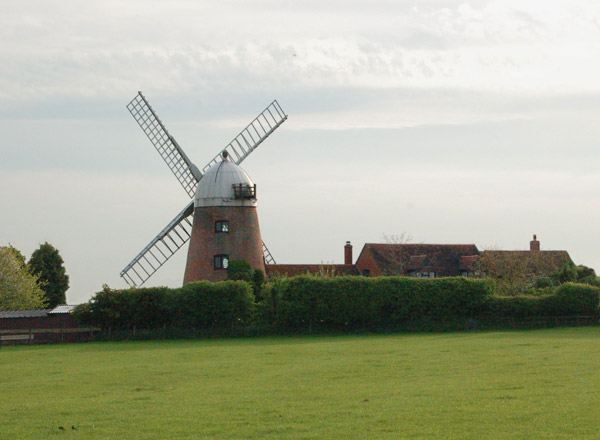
[120,92,286,287]
[183,151,264,282]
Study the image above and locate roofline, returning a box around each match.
[482,250,569,253]
[363,243,479,247]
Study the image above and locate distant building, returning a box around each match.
[0,305,94,345]
[355,243,479,278]
[267,235,573,280]
[266,264,360,278]
[353,235,572,279]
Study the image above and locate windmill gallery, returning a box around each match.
[120,92,576,287]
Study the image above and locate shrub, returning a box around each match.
[265,275,494,332]
[76,281,254,332]
[170,280,255,330]
[482,282,600,320]
[549,282,600,315]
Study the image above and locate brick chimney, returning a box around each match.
[344,241,353,265]
[530,234,540,252]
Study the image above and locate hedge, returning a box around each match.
[262,276,495,332]
[74,277,599,337]
[484,282,600,320]
[74,281,254,331]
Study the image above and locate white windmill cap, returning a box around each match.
[194,155,257,208]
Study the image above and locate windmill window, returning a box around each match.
[215,221,229,233]
[232,183,256,199]
[214,254,229,270]
[362,269,371,277]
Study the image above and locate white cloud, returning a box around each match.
[2,0,600,301]
[2,1,600,105]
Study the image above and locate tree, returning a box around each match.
[251,269,266,300]
[0,246,47,310]
[475,249,571,296]
[28,242,69,307]
[382,232,413,244]
[552,262,599,287]
[7,244,26,268]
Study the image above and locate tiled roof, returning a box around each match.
[480,250,571,273]
[362,243,480,276]
[266,264,361,278]
[406,255,429,270]
[0,309,50,319]
[459,255,480,270]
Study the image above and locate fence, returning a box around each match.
[0,313,99,346]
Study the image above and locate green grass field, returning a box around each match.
[2,328,600,439]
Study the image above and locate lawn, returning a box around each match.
[1,327,600,439]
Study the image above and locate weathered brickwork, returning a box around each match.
[183,206,265,283]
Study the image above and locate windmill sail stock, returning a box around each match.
[127,92,201,197]
[120,93,287,287]
[201,100,287,173]
[120,202,194,287]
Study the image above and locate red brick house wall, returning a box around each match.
[355,246,381,277]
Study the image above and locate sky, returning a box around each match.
[2,0,600,304]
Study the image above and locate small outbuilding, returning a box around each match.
[0,305,95,345]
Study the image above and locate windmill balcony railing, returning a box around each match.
[233,184,256,199]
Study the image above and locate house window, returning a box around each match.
[412,271,435,278]
[215,221,229,233]
[214,254,229,270]
[362,269,371,277]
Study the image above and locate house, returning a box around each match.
[354,243,479,278]
[264,235,573,281]
[353,235,572,279]
[266,264,360,278]
[474,235,572,280]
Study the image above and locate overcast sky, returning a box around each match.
[2,0,599,303]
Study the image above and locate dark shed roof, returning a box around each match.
[0,309,50,319]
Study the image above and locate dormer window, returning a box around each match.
[232,183,256,199]
[215,221,229,233]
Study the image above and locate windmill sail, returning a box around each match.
[120,202,194,287]
[262,241,276,265]
[202,100,287,173]
[127,92,201,197]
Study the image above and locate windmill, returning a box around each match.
[120,92,287,287]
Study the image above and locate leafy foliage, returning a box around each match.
[28,242,69,308]
[263,275,495,332]
[552,262,599,286]
[251,269,266,300]
[227,260,253,282]
[0,246,47,310]
[75,275,600,337]
[474,250,571,296]
[7,244,26,268]
[75,281,254,332]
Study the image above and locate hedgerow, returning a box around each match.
[74,282,254,332]
[74,277,599,337]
